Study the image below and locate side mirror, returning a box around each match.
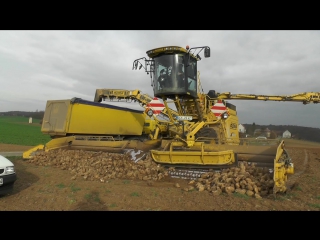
[204,47,210,58]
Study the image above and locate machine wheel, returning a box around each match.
[195,127,217,143]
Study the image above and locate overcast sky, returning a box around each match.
[0,30,319,128]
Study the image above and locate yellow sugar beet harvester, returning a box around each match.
[24,45,320,194]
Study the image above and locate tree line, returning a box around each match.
[0,111,44,120]
[242,123,320,143]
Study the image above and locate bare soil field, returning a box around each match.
[1,139,320,211]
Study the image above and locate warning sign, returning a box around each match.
[211,100,227,119]
[146,97,165,115]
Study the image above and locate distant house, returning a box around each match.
[264,128,271,138]
[282,130,291,138]
[238,124,246,133]
[254,129,262,136]
[254,128,271,138]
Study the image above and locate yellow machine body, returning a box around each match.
[24,45,320,194]
[41,98,146,137]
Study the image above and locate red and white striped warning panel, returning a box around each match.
[211,100,227,118]
[146,97,165,115]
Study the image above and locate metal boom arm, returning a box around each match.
[216,92,320,104]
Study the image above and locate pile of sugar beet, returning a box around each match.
[27,148,276,199]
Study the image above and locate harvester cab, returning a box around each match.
[133,45,210,100]
[132,46,220,143]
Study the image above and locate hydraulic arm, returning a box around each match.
[94,88,180,118]
[216,92,320,104]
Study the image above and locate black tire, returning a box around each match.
[195,127,217,143]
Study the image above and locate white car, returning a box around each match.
[0,155,17,196]
[256,136,267,140]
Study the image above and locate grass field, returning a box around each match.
[1,116,319,148]
[0,116,51,146]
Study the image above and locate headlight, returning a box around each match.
[146,109,154,117]
[221,112,228,119]
[6,166,15,174]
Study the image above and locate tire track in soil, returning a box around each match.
[286,148,308,190]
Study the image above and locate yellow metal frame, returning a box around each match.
[23,136,162,159]
[151,141,236,165]
[273,140,294,193]
[23,144,45,159]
